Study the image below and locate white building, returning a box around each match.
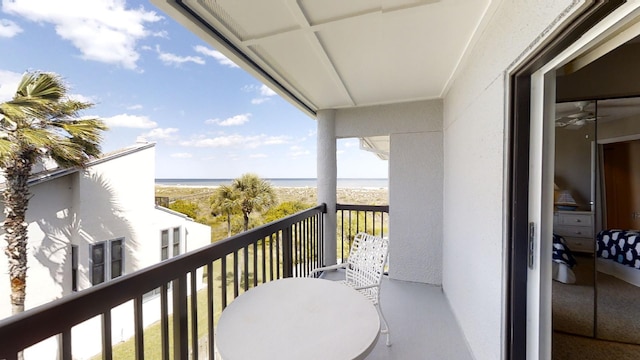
[0,142,211,359]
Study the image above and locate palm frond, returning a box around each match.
[0,138,15,164]
[15,72,65,102]
[48,139,87,168]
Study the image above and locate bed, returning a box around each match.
[596,229,640,287]
[553,233,577,284]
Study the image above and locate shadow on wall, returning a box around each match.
[33,172,138,294]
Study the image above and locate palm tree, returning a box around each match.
[232,173,276,231]
[0,71,106,315]
[211,184,240,237]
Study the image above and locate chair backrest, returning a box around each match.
[344,232,389,301]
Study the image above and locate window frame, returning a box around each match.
[90,238,125,286]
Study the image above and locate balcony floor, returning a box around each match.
[322,271,473,360]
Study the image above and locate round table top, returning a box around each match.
[216,277,380,360]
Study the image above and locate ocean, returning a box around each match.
[155,178,388,189]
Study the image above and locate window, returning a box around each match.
[72,245,78,292]
[161,227,181,260]
[91,238,124,286]
[146,228,182,299]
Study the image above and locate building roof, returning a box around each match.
[0,142,156,189]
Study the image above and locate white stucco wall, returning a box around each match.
[0,175,74,320]
[442,1,577,359]
[389,131,443,283]
[1,142,212,359]
[71,144,157,290]
[335,100,443,284]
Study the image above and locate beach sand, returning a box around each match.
[155,185,388,206]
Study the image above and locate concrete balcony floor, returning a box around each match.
[322,270,473,360]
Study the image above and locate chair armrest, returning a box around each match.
[354,284,377,291]
[308,263,347,277]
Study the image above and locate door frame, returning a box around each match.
[507,1,628,359]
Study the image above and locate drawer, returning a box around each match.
[565,237,594,253]
[557,213,592,226]
[555,225,593,238]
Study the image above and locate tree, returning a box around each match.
[0,71,106,315]
[232,173,276,231]
[210,184,240,237]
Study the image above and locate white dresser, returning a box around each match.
[553,210,594,253]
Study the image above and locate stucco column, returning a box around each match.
[317,109,337,266]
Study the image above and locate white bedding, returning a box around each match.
[597,257,640,287]
[553,261,576,284]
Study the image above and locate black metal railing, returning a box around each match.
[336,204,389,262]
[0,204,326,360]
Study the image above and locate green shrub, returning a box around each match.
[262,201,313,223]
[168,199,199,219]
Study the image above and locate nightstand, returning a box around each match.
[553,210,594,253]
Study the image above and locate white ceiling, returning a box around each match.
[153,0,495,115]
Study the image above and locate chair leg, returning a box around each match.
[375,303,391,346]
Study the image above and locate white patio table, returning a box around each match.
[216,277,380,360]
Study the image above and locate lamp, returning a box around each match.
[555,189,578,210]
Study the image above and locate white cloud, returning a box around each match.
[249,153,268,159]
[289,145,309,158]
[170,152,192,159]
[156,45,204,66]
[0,19,22,37]
[67,93,95,104]
[143,127,179,140]
[0,69,23,101]
[205,113,251,126]
[127,104,143,110]
[194,45,238,68]
[260,84,276,96]
[251,97,269,105]
[102,113,157,128]
[343,140,359,148]
[243,83,277,105]
[3,0,162,70]
[181,134,290,149]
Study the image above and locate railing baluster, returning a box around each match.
[190,270,198,360]
[134,296,144,360]
[161,284,169,360]
[207,263,215,360]
[221,256,228,309]
[233,251,239,298]
[173,275,188,360]
[61,329,72,360]
[102,310,113,360]
[261,238,267,284]
[283,227,293,278]
[243,246,249,291]
[276,232,281,279]
[269,234,274,281]
[253,242,259,287]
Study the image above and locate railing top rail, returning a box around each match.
[0,204,326,355]
[336,204,389,212]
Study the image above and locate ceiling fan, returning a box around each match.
[555,101,599,128]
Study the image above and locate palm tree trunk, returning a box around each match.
[243,213,249,232]
[226,212,232,238]
[3,155,34,315]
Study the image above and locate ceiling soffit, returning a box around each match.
[180,0,492,112]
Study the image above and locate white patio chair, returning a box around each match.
[309,232,391,346]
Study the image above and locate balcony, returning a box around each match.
[0,204,470,360]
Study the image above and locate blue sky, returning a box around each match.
[0,0,388,179]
